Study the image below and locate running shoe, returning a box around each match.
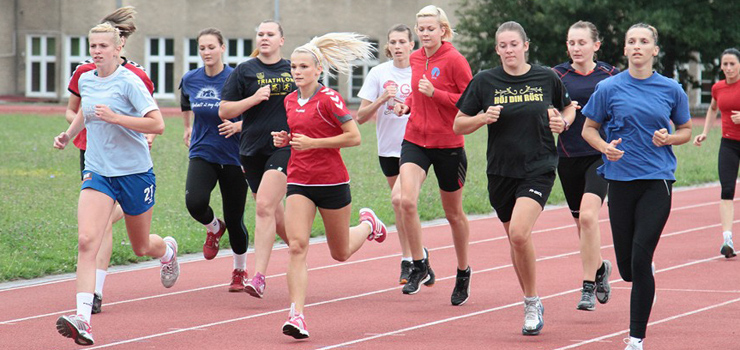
[56,314,94,346]
[451,266,471,306]
[282,303,309,339]
[359,208,387,243]
[160,236,180,288]
[399,260,412,284]
[423,247,435,286]
[522,298,544,335]
[402,262,430,295]
[576,282,596,311]
[91,293,102,315]
[229,269,247,292]
[203,218,226,260]
[721,236,737,258]
[623,337,644,350]
[595,259,612,304]
[245,272,266,298]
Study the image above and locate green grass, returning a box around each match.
[0,115,723,281]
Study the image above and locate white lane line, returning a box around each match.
[314,256,722,350]
[0,187,722,293]
[549,296,740,350]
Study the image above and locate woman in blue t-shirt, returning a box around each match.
[180,27,249,292]
[552,21,619,312]
[53,23,178,346]
[582,23,692,350]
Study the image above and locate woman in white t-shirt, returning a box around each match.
[356,24,414,284]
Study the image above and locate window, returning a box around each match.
[26,35,57,98]
[183,38,203,75]
[699,58,720,106]
[225,38,253,67]
[347,39,380,102]
[64,36,88,97]
[321,73,340,91]
[147,37,175,98]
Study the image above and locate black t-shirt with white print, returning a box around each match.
[457,65,571,178]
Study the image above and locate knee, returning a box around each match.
[400,197,417,215]
[330,251,350,262]
[185,196,207,216]
[130,242,148,257]
[391,193,403,212]
[444,209,467,227]
[287,239,308,258]
[507,227,530,249]
[255,198,274,219]
[77,231,96,254]
[578,211,599,231]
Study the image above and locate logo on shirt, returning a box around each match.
[256,72,294,96]
[493,85,543,104]
[431,67,441,79]
[195,86,220,100]
[281,72,292,78]
[256,72,265,80]
[321,88,344,109]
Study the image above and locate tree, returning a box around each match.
[456,0,740,88]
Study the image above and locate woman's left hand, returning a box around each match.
[289,133,314,151]
[652,128,671,147]
[731,110,740,124]
[95,105,119,124]
[418,74,435,98]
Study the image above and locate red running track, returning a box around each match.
[1,185,738,350]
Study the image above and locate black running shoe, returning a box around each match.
[399,260,412,285]
[451,267,471,306]
[577,282,596,311]
[423,247,435,286]
[402,262,430,294]
[91,293,102,314]
[595,260,612,304]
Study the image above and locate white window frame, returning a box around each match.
[26,35,58,98]
[321,73,341,92]
[183,37,203,75]
[348,60,379,102]
[63,35,88,97]
[146,37,176,99]
[225,38,252,67]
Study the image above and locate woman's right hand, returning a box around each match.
[252,85,271,104]
[394,103,409,116]
[693,133,707,146]
[53,132,70,150]
[183,126,192,147]
[271,130,291,148]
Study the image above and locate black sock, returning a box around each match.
[596,262,606,277]
[457,266,471,277]
[583,280,596,288]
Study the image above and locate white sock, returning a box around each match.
[723,231,733,240]
[630,336,643,344]
[76,292,94,324]
[160,243,174,263]
[205,217,220,233]
[361,220,373,230]
[401,256,412,262]
[95,269,107,296]
[233,252,247,270]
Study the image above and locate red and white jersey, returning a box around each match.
[284,86,353,186]
[67,57,154,150]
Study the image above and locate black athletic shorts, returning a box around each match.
[378,156,401,177]
[399,140,466,192]
[487,171,556,223]
[240,148,290,193]
[79,149,86,180]
[557,155,607,218]
[286,184,351,210]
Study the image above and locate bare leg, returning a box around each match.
[285,195,316,315]
[579,193,604,281]
[398,163,427,260]
[440,188,469,270]
[507,198,543,297]
[253,170,288,275]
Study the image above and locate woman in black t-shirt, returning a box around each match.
[219,20,296,299]
[454,21,575,336]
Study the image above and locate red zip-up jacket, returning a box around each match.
[403,41,472,148]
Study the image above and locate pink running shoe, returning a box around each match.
[282,303,309,339]
[229,269,247,292]
[56,314,94,345]
[245,272,266,299]
[203,219,226,260]
[359,208,387,243]
[160,236,180,288]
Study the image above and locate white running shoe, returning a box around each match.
[624,337,644,350]
[721,236,736,258]
[160,236,180,288]
[56,314,94,345]
[522,297,544,335]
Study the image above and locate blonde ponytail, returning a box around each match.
[294,32,375,78]
[101,6,137,39]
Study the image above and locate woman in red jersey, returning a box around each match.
[393,5,473,306]
[272,32,387,339]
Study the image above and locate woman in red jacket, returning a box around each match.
[393,5,473,306]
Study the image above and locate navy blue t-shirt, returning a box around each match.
[180,65,241,166]
[553,61,619,157]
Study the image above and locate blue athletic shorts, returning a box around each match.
[81,168,156,216]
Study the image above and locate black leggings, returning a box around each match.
[185,157,249,254]
[718,137,740,200]
[607,179,672,339]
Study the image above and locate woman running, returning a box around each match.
[180,27,249,291]
[53,23,178,346]
[63,6,153,315]
[693,48,740,259]
[582,23,692,350]
[219,20,295,298]
[454,21,575,335]
[393,5,473,306]
[552,21,619,311]
[273,32,386,339]
[356,23,414,284]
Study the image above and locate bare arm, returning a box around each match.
[65,94,81,124]
[453,106,502,135]
[219,85,271,120]
[582,118,624,162]
[290,120,361,151]
[182,110,193,147]
[357,98,386,124]
[95,105,165,135]
[694,98,718,146]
